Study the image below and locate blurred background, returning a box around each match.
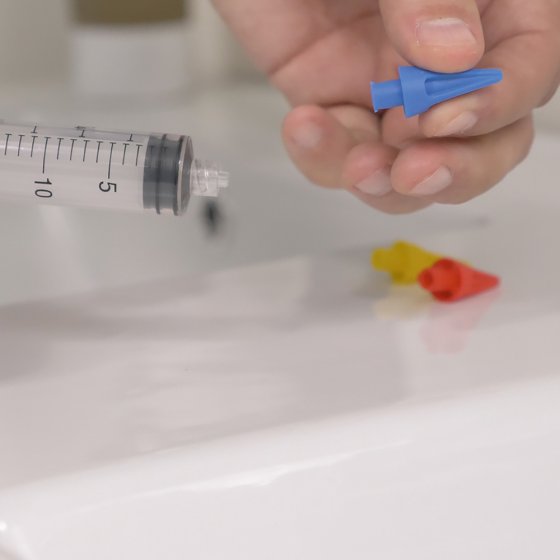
[0,0,260,94]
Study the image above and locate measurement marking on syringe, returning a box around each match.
[57,138,63,160]
[135,145,142,166]
[108,142,116,179]
[96,141,103,163]
[83,140,90,162]
[70,139,76,161]
[4,134,11,156]
[122,143,129,165]
[42,137,50,174]
[30,136,37,158]
[17,135,24,157]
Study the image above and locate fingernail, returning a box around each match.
[416,18,477,47]
[356,169,393,197]
[434,111,478,137]
[291,122,323,150]
[411,166,453,196]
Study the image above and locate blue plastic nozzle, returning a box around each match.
[371,66,503,118]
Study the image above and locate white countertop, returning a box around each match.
[1,84,560,559]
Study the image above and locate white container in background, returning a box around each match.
[70,0,191,99]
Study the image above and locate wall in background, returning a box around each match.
[534,94,560,132]
[0,0,70,84]
[0,0,259,89]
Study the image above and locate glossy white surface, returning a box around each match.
[1,85,560,559]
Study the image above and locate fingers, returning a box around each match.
[282,104,383,188]
[282,107,534,212]
[391,116,534,205]
[420,30,560,139]
[282,104,430,213]
[341,116,533,211]
[342,143,431,214]
[377,0,484,73]
[376,0,559,171]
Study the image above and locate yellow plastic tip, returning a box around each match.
[372,241,442,285]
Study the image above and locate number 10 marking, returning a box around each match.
[34,178,53,198]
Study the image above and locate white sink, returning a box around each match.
[1,85,560,559]
[2,376,560,560]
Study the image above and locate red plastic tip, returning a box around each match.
[418,259,500,302]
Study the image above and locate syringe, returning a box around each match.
[0,122,229,216]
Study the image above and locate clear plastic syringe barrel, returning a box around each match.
[0,123,229,216]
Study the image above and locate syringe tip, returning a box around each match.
[217,170,230,191]
[190,159,230,198]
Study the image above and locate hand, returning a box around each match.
[213,0,560,213]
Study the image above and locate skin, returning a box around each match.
[212,0,560,214]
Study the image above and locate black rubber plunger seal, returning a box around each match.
[143,134,189,215]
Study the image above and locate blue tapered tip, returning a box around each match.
[400,66,503,117]
[371,79,404,112]
[370,66,503,118]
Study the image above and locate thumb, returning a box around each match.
[378,0,485,73]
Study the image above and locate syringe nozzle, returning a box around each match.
[190,159,230,198]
